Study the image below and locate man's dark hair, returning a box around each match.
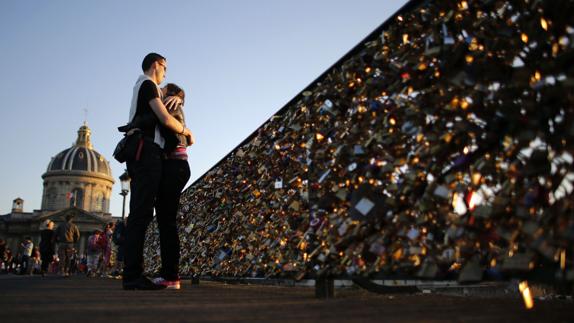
[142,53,166,72]
[65,214,74,222]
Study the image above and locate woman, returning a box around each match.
[102,222,115,276]
[86,229,105,277]
[0,239,5,272]
[152,83,192,290]
[31,247,41,274]
[39,220,55,276]
[4,248,13,273]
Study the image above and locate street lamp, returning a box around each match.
[119,170,130,220]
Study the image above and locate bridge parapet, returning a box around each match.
[145,0,574,288]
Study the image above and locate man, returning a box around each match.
[54,214,80,277]
[122,53,193,290]
[19,237,33,275]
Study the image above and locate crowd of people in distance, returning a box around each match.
[0,218,127,279]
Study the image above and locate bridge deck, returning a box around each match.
[0,274,572,322]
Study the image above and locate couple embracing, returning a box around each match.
[121,53,194,290]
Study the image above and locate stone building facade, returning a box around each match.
[0,124,115,255]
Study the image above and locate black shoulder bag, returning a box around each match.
[113,126,144,163]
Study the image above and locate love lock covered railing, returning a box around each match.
[144,0,574,303]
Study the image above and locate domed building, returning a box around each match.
[42,124,114,213]
[0,124,116,258]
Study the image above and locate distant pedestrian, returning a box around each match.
[39,220,56,276]
[3,248,14,273]
[78,254,87,273]
[69,250,80,274]
[53,214,80,277]
[13,252,21,273]
[19,237,33,275]
[31,247,41,274]
[0,239,6,273]
[101,222,115,276]
[111,219,126,278]
[48,254,58,274]
[86,229,106,277]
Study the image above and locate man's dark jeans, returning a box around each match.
[20,255,30,275]
[155,159,190,281]
[123,139,162,282]
[56,243,75,275]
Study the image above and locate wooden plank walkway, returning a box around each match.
[0,274,572,322]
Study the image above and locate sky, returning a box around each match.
[0,0,407,219]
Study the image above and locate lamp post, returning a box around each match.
[119,170,130,220]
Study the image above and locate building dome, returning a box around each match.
[41,124,114,213]
[45,124,113,178]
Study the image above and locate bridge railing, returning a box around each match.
[145,0,574,288]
